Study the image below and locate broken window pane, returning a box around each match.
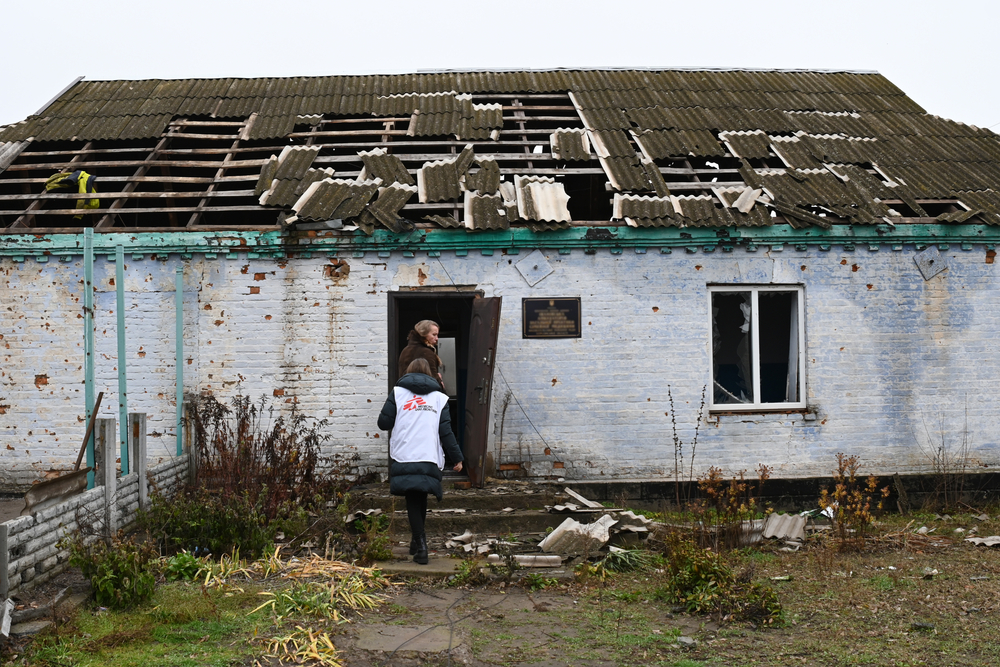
[712,291,753,405]
[711,286,804,410]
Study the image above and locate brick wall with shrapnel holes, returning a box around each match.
[2,244,999,492]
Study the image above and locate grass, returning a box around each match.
[21,582,265,667]
[362,509,1000,667]
[13,549,389,667]
[10,509,1000,667]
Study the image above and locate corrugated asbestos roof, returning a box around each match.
[2,68,1000,233]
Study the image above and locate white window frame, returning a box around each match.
[708,284,807,412]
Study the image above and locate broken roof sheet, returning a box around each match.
[2,67,1000,233]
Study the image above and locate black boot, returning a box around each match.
[409,535,419,556]
[414,535,428,565]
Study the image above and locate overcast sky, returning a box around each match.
[3,0,998,132]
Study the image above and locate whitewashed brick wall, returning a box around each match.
[2,244,998,491]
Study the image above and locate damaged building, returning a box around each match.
[1,68,999,493]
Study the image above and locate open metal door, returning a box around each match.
[462,297,502,487]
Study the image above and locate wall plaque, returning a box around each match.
[522,298,581,339]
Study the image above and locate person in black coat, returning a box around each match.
[378,358,463,564]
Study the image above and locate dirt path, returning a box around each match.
[332,584,711,666]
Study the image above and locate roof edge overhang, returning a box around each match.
[1,222,995,261]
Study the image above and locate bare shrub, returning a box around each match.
[190,393,353,520]
[820,453,890,551]
[691,464,772,550]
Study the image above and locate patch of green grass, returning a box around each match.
[734,547,778,564]
[867,574,896,591]
[384,602,411,615]
[24,582,264,667]
[609,589,642,602]
[522,572,558,591]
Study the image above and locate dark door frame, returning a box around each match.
[386,288,483,391]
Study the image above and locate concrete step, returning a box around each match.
[350,481,562,512]
[386,508,610,538]
[378,544,570,579]
[348,480,618,538]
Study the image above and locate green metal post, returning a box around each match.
[115,245,129,475]
[84,229,95,489]
[175,266,184,456]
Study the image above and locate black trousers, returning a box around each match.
[405,491,428,538]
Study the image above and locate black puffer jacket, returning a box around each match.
[378,373,463,500]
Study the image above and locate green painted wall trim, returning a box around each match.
[1,224,998,259]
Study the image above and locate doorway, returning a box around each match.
[388,292,475,451]
[387,291,502,487]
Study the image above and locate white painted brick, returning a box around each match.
[3,248,1000,491]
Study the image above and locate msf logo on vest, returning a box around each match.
[402,396,435,412]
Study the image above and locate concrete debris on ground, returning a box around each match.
[546,487,621,513]
[445,530,475,546]
[442,531,519,555]
[7,620,52,636]
[485,554,563,567]
[3,582,92,639]
[549,502,605,513]
[1,599,13,637]
[345,508,382,523]
[563,487,605,509]
[965,535,1000,547]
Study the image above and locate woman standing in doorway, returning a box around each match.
[397,319,445,391]
[378,358,463,564]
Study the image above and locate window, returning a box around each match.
[709,285,805,411]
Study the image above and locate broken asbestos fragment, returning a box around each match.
[417,158,461,203]
[550,129,591,161]
[515,176,571,222]
[762,512,807,542]
[359,147,415,186]
[486,554,562,568]
[366,183,418,232]
[538,514,618,554]
[464,191,509,231]
[292,177,382,222]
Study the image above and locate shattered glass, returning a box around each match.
[712,292,753,405]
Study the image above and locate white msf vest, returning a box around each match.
[389,387,450,469]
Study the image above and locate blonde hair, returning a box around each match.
[414,319,439,342]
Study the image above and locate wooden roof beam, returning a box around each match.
[10,141,93,230]
[97,133,174,229]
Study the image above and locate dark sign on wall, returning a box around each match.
[522,298,582,339]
